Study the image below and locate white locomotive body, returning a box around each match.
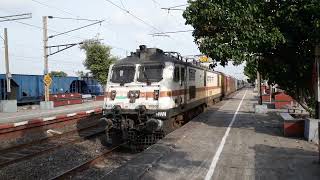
[102,45,241,146]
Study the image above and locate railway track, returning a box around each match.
[50,142,127,180]
[0,125,106,168]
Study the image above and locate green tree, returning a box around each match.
[49,71,68,77]
[75,70,90,78]
[80,40,117,86]
[244,60,257,84]
[183,0,286,65]
[184,0,320,113]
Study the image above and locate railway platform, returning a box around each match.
[0,100,104,151]
[103,88,320,180]
[0,101,103,124]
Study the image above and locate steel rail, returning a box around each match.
[0,124,106,168]
[49,142,127,180]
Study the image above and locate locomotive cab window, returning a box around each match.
[138,64,164,82]
[111,65,135,83]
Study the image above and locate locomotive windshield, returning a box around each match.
[111,65,135,83]
[138,64,164,82]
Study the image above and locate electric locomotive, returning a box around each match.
[101,45,237,147]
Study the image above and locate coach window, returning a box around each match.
[174,66,180,82]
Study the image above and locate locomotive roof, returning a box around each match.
[113,45,219,73]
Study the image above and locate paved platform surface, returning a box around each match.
[103,88,319,180]
[0,101,103,124]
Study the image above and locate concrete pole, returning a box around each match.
[43,16,49,102]
[4,28,11,94]
[269,84,272,103]
[257,70,262,105]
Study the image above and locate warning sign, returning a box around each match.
[44,74,52,87]
[199,55,209,63]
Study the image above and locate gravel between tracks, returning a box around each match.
[72,150,136,180]
[0,134,120,180]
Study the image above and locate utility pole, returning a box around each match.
[43,16,49,102]
[0,13,31,112]
[257,71,262,105]
[4,28,11,95]
[39,15,103,109]
[257,57,262,105]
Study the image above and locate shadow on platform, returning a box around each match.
[253,144,320,180]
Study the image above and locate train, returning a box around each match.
[0,74,103,104]
[101,45,245,148]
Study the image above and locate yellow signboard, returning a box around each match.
[44,74,52,87]
[199,55,209,62]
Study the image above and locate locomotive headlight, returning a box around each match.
[134,91,140,98]
[110,90,116,100]
[128,91,134,98]
[154,90,159,100]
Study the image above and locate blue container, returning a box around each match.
[0,74,103,104]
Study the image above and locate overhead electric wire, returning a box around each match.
[119,0,126,9]
[0,13,31,19]
[103,0,168,35]
[0,11,106,46]
[149,0,193,46]
[0,13,32,22]
[48,16,101,22]
[161,4,188,11]
[29,0,130,53]
[151,0,161,6]
[150,30,193,35]
[30,0,75,16]
[30,0,148,52]
[14,21,91,41]
[48,20,104,38]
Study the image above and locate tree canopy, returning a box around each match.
[49,71,67,77]
[75,70,90,78]
[80,40,117,86]
[184,0,320,112]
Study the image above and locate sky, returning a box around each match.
[0,0,246,80]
